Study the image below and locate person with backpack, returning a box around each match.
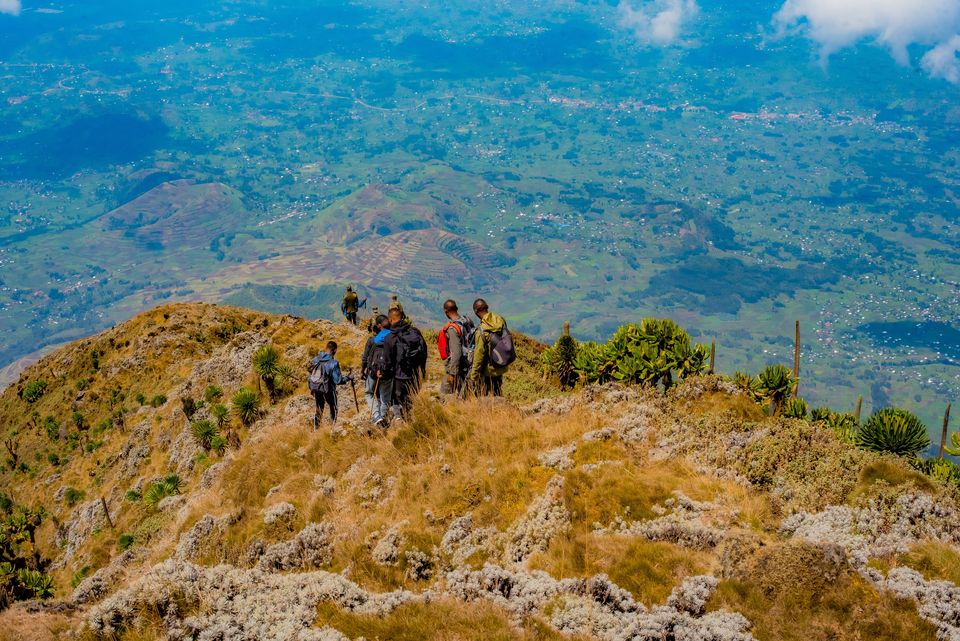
[388,294,405,320]
[342,286,360,325]
[382,307,427,420]
[307,341,353,429]
[468,299,515,397]
[437,299,475,395]
[364,315,392,427]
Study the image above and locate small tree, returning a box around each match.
[232,388,261,426]
[191,420,218,451]
[210,403,229,429]
[252,345,291,403]
[755,365,797,416]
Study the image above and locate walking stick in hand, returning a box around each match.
[348,368,360,413]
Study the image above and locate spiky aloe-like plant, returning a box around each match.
[542,334,579,389]
[945,431,960,457]
[210,403,229,429]
[855,408,930,457]
[755,364,797,416]
[782,397,808,420]
[253,345,291,403]
[143,474,182,508]
[191,420,218,451]
[232,388,261,426]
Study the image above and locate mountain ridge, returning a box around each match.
[0,302,958,641]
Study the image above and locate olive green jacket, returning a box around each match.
[469,311,510,380]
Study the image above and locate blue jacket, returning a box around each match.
[308,352,346,386]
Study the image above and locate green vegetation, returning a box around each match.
[0,494,52,609]
[149,394,168,408]
[143,475,182,508]
[63,487,86,507]
[22,380,48,403]
[782,397,808,420]
[562,319,708,389]
[855,408,931,457]
[117,533,135,551]
[541,333,579,390]
[755,364,798,417]
[232,388,261,426]
[210,403,229,429]
[252,344,292,403]
[190,420,220,452]
[204,385,223,404]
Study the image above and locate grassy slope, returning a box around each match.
[0,302,953,641]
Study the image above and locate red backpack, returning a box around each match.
[437,317,476,361]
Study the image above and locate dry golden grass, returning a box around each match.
[315,599,585,641]
[898,542,960,586]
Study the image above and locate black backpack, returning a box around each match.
[396,324,427,376]
[486,325,516,368]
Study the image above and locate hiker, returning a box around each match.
[382,307,427,420]
[468,299,515,397]
[341,287,360,325]
[387,294,405,320]
[363,315,391,426]
[307,341,353,429]
[437,299,475,395]
[365,305,381,333]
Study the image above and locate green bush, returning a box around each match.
[43,416,59,441]
[232,387,261,426]
[855,408,931,457]
[191,420,219,451]
[912,458,960,487]
[755,364,797,416]
[143,474,182,508]
[135,392,147,406]
[15,568,54,598]
[117,533,135,551]
[782,397,808,420]
[22,380,48,403]
[253,345,292,403]
[210,403,229,429]
[149,394,168,408]
[541,334,579,389]
[125,489,142,502]
[210,434,227,455]
[204,385,223,403]
[571,319,708,389]
[63,487,85,507]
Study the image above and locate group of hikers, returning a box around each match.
[306,289,516,430]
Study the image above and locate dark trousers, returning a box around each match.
[480,376,503,397]
[393,378,415,420]
[313,387,338,426]
[345,312,357,325]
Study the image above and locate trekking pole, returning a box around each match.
[348,368,360,413]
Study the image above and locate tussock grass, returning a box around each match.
[315,600,582,641]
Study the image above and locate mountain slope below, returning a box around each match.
[0,303,958,641]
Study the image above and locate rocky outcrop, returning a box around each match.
[86,559,415,640]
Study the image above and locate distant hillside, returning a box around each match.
[1,303,959,641]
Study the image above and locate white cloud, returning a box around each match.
[0,0,20,16]
[773,0,960,81]
[922,35,960,83]
[619,0,700,47]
